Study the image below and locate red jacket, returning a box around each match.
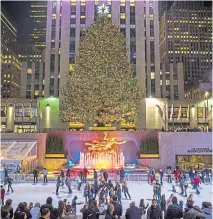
[1,188,5,198]
[194,177,200,185]
[83,168,89,176]
[173,170,179,178]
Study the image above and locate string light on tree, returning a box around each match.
[60,16,142,126]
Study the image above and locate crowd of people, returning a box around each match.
[1,167,212,219]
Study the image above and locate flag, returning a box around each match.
[22,102,24,118]
[177,104,182,120]
[170,103,174,121]
[162,103,166,121]
[187,103,190,119]
[40,110,43,119]
[207,107,212,120]
[203,102,206,119]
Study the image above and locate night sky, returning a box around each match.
[1,1,212,44]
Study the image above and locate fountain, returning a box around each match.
[79,150,125,169]
[79,132,126,169]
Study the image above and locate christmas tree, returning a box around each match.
[60,15,142,126]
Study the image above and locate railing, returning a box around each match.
[1,173,200,183]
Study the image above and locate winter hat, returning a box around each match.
[34,203,40,208]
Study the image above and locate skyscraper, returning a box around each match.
[29,1,47,50]
[160,1,212,83]
[1,7,21,98]
[43,0,161,99]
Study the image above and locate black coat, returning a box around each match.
[147,205,162,219]
[112,202,122,219]
[82,205,99,219]
[1,205,13,219]
[40,204,54,217]
[105,213,115,219]
[165,204,183,219]
[125,206,142,219]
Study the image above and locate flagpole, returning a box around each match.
[172,102,174,130]
[165,103,166,130]
[180,103,182,127]
[197,102,198,126]
[189,102,190,125]
[38,101,40,132]
[22,101,24,132]
[30,101,32,133]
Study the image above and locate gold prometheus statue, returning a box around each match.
[85,132,126,152]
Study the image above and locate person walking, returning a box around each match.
[160,194,166,217]
[7,177,14,193]
[122,181,131,199]
[65,177,72,194]
[1,185,5,205]
[139,199,149,215]
[112,195,122,219]
[42,168,48,184]
[33,169,38,184]
[147,199,162,219]
[148,169,152,184]
[62,205,77,219]
[171,178,176,192]
[167,168,172,183]
[165,196,183,219]
[125,201,141,219]
[105,204,115,219]
[56,177,61,195]
[83,167,89,183]
[30,203,40,219]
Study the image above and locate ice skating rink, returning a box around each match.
[4,181,212,215]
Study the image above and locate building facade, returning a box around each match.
[11,44,45,99]
[1,97,212,133]
[29,1,47,50]
[160,1,212,83]
[44,0,161,98]
[1,7,17,50]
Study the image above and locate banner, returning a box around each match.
[177,104,182,120]
[170,103,173,121]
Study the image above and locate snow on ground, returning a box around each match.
[4,181,212,215]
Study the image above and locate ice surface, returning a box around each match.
[4,181,212,215]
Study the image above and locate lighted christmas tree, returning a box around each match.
[60,14,142,125]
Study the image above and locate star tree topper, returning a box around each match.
[97,3,109,15]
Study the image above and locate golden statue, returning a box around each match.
[85,132,126,152]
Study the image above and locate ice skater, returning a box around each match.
[1,185,5,205]
[71,196,83,215]
[167,167,172,183]
[119,167,125,183]
[60,169,65,186]
[56,176,61,195]
[122,181,131,199]
[159,169,164,185]
[76,173,82,191]
[6,177,14,193]
[65,176,72,194]
[42,168,48,184]
[33,168,38,184]
[171,178,176,192]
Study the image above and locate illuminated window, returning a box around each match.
[52,14,56,19]
[120,13,125,19]
[166,80,170,85]
[27,68,32,74]
[151,72,155,79]
[34,90,39,96]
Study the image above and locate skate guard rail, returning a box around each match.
[2,173,203,183]
[4,173,151,182]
